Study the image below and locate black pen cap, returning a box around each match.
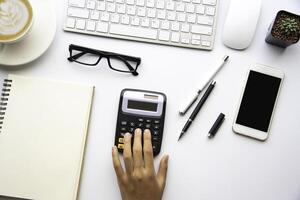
[208,113,225,138]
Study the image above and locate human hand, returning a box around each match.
[112,129,169,200]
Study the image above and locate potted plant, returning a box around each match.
[265,10,300,48]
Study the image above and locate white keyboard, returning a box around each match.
[64,0,218,50]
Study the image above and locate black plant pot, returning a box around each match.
[265,10,300,48]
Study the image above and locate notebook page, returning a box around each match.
[0,75,94,200]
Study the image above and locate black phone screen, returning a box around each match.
[236,70,282,132]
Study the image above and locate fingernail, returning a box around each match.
[125,133,131,138]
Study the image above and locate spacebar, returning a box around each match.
[110,24,158,40]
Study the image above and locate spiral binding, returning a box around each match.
[0,79,12,132]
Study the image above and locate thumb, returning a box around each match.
[157,155,169,188]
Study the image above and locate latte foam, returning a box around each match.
[0,0,33,41]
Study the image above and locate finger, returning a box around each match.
[143,129,155,172]
[133,128,143,169]
[123,133,133,174]
[112,146,124,178]
[157,155,169,188]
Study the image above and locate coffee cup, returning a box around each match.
[0,0,34,45]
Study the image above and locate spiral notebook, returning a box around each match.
[0,75,94,200]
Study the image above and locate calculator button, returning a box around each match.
[146,119,151,123]
[138,123,143,128]
[119,138,124,143]
[153,136,159,142]
[121,127,127,132]
[118,144,124,149]
[138,118,144,122]
[153,131,159,136]
[121,121,127,126]
[129,127,135,133]
[130,122,135,127]
[154,125,160,130]
[152,145,157,151]
[145,124,151,129]
[154,120,160,124]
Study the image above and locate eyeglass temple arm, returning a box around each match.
[68,51,87,61]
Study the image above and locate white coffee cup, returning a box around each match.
[0,0,34,45]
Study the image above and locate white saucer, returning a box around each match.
[0,0,56,66]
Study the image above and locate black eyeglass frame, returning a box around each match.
[68,44,141,76]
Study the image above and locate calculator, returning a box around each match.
[115,89,167,156]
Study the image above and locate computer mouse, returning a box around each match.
[222,0,262,50]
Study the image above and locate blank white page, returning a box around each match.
[0,74,94,200]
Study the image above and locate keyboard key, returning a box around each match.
[141,18,150,27]
[111,13,120,23]
[161,21,170,29]
[176,2,185,12]
[121,15,130,24]
[69,0,86,8]
[197,15,214,25]
[68,7,89,19]
[121,127,127,132]
[119,138,124,143]
[147,8,156,18]
[153,136,159,142]
[107,3,116,12]
[151,19,160,28]
[90,10,100,20]
[171,32,180,42]
[203,0,216,6]
[100,12,110,21]
[191,25,212,35]
[187,14,196,23]
[66,18,76,28]
[116,4,126,14]
[110,24,158,39]
[87,0,96,9]
[166,1,175,10]
[201,40,211,47]
[87,20,96,31]
[186,4,195,13]
[177,13,186,22]
[195,5,205,14]
[156,0,165,9]
[146,119,151,123]
[206,6,216,16]
[97,2,106,11]
[167,11,176,21]
[127,6,136,15]
[146,0,155,7]
[138,118,144,122]
[126,0,135,5]
[137,7,146,16]
[159,30,170,41]
[154,120,160,124]
[181,24,190,32]
[76,19,86,29]
[137,0,145,6]
[192,39,201,45]
[171,22,180,31]
[145,124,151,129]
[130,122,135,127]
[121,121,128,126]
[131,17,140,25]
[97,22,109,32]
[157,10,166,19]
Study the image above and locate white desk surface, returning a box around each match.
[1,0,300,199]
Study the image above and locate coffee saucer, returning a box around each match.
[0,0,56,66]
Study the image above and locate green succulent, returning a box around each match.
[280,17,300,36]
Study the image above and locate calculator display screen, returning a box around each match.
[127,100,158,112]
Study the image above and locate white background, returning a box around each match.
[1,0,300,199]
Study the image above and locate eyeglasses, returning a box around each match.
[68,44,141,76]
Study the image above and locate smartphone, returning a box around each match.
[232,64,284,141]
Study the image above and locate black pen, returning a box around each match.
[178,81,216,141]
